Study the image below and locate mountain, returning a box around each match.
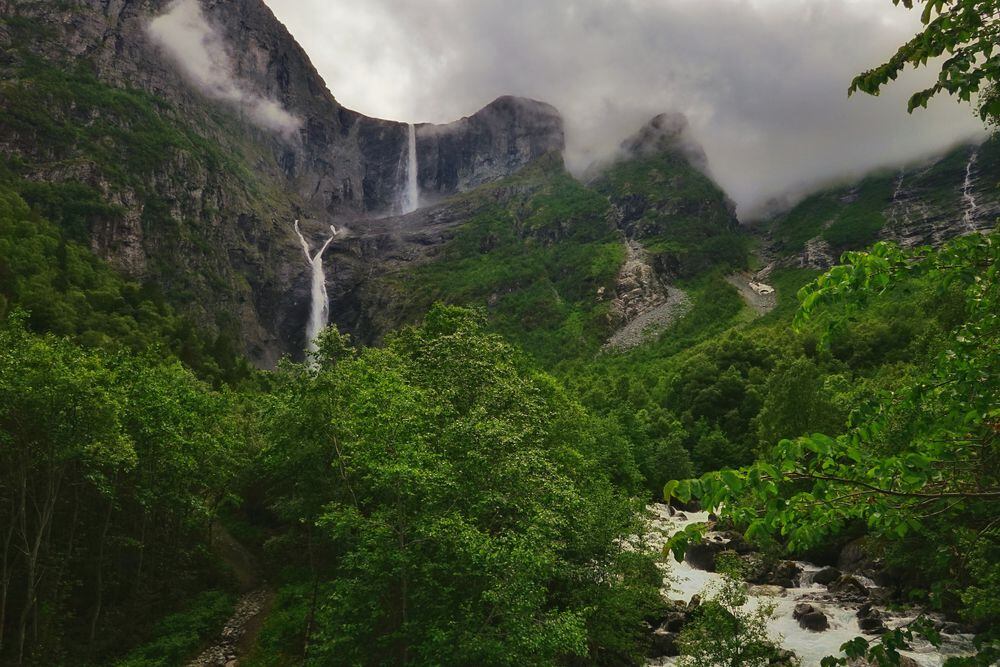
[0,0,562,365]
[1,0,994,371]
[756,137,999,271]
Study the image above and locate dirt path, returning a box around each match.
[187,526,274,667]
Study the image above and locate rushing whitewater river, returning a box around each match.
[642,505,976,667]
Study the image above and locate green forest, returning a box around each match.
[1,0,999,666]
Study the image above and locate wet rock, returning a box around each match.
[858,616,887,634]
[649,629,680,657]
[669,497,701,513]
[813,566,842,586]
[708,512,719,522]
[793,603,830,631]
[849,658,919,667]
[684,541,722,572]
[839,538,874,573]
[856,604,887,634]
[759,560,802,588]
[829,574,869,599]
[770,649,799,666]
[675,512,688,521]
[716,530,755,554]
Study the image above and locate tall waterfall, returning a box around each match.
[401,123,419,214]
[293,220,338,354]
[961,149,979,232]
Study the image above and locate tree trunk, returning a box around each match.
[0,496,15,652]
[89,498,114,643]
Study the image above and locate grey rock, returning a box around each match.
[829,575,869,600]
[813,566,842,586]
[793,603,829,632]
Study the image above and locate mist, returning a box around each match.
[263,0,987,216]
[148,0,302,138]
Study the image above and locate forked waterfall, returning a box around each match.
[293,220,338,353]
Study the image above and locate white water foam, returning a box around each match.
[643,505,975,666]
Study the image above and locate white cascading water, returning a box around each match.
[961,149,979,233]
[400,123,420,214]
[643,505,975,667]
[293,220,338,354]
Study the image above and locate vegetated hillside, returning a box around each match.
[759,136,1000,269]
[350,114,748,366]
[0,1,565,365]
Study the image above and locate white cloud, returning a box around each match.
[148,0,302,138]
[262,0,986,215]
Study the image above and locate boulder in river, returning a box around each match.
[770,649,799,666]
[649,628,680,657]
[813,566,841,586]
[856,603,887,634]
[793,602,830,631]
[765,560,803,588]
[684,541,720,571]
[829,574,869,599]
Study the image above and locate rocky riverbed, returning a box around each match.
[640,504,976,667]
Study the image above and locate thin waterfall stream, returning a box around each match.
[293,220,338,354]
[401,123,420,214]
[961,149,979,233]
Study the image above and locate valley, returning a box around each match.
[0,1,997,666]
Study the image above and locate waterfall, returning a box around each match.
[293,220,338,354]
[889,169,910,227]
[400,123,420,214]
[961,149,979,232]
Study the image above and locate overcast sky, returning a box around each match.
[263,0,986,215]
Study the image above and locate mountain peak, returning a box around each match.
[621,112,709,173]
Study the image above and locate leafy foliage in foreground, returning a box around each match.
[850,1,1000,124]
[0,314,243,665]
[114,591,235,667]
[251,306,663,666]
[669,233,1000,663]
[677,557,785,667]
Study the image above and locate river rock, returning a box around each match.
[858,616,887,634]
[849,658,919,667]
[716,530,756,554]
[855,603,887,634]
[839,538,874,573]
[770,649,799,666]
[793,603,830,631]
[829,574,869,599]
[669,497,701,513]
[649,629,680,657]
[767,560,803,588]
[684,541,720,571]
[813,566,841,586]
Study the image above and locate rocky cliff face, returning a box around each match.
[760,137,1000,270]
[415,96,564,203]
[0,0,564,364]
